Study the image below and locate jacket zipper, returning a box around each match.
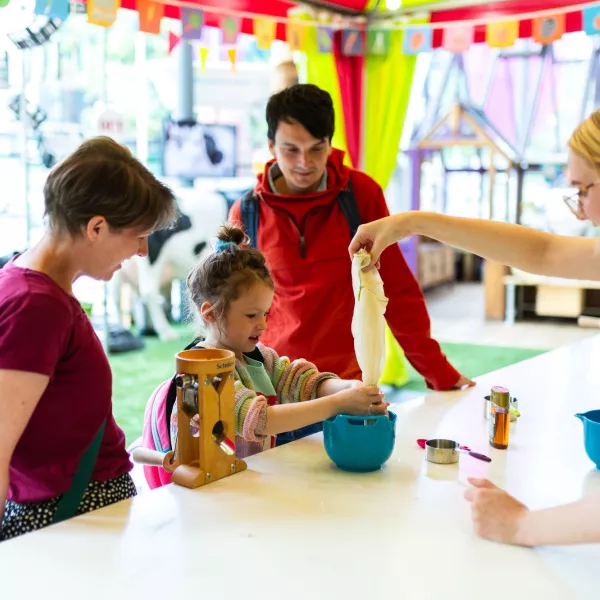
[259,188,331,259]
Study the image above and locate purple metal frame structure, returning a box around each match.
[400,39,600,279]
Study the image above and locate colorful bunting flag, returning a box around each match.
[367,28,390,56]
[34,0,69,20]
[486,20,519,48]
[402,26,432,55]
[254,17,276,50]
[168,31,180,54]
[342,28,364,56]
[442,25,474,53]
[286,21,306,51]
[533,14,565,45]
[221,16,241,45]
[199,46,209,71]
[87,0,118,27]
[583,6,600,35]
[227,47,237,73]
[181,8,203,40]
[317,26,334,54]
[137,0,163,34]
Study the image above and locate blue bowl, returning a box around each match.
[322,411,397,473]
[576,410,600,469]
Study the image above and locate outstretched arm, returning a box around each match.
[465,478,600,546]
[351,212,600,281]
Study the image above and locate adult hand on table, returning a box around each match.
[348,214,415,271]
[454,374,475,389]
[464,478,530,546]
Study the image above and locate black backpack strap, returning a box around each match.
[337,178,361,237]
[165,337,204,446]
[240,190,259,249]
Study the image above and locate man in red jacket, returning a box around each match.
[229,84,472,395]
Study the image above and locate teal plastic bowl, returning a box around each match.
[323,411,397,473]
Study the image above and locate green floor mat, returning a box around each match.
[402,342,547,392]
[109,332,546,444]
[109,325,196,445]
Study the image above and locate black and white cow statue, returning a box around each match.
[111,188,231,341]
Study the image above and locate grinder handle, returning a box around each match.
[131,447,172,468]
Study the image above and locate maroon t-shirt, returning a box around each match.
[0,260,132,503]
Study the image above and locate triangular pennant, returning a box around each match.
[286,21,306,51]
[221,15,241,45]
[168,31,180,54]
[137,0,163,35]
[486,20,518,48]
[367,29,390,56]
[254,17,276,50]
[87,0,118,28]
[402,26,432,55]
[227,47,237,73]
[342,28,364,56]
[583,6,600,35]
[442,25,474,53]
[316,26,334,53]
[199,46,209,71]
[181,7,203,40]
[35,0,69,19]
[533,14,565,45]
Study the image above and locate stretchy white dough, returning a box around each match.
[351,250,389,386]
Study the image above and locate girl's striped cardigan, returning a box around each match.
[234,343,339,444]
[169,342,339,459]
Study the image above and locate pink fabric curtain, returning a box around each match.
[333,31,365,169]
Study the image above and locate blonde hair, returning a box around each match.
[569,109,600,173]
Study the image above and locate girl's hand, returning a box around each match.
[464,478,530,545]
[334,384,388,416]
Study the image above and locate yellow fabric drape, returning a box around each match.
[363,18,427,387]
[364,24,424,190]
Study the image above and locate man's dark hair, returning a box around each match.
[266,84,335,143]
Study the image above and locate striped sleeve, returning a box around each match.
[260,345,339,403]
[234,379,268,442]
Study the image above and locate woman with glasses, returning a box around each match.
[348,109,600,547]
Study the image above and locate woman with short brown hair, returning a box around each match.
[0,137,177,541]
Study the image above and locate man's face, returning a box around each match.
[269,119,332,194]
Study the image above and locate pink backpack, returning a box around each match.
[141,377,174,489]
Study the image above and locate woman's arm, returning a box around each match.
[465,478,600,546]
[0,370,49,524]
[350,212,600,281]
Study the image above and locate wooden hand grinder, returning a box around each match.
[132,348,247,488]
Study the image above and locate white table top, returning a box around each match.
[3,336,600,599]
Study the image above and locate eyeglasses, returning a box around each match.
[563,182,599,219]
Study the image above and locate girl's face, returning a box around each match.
[566,150,600,225]
[204,282,274,358]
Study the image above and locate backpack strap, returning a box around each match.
[240,190,259,249]
[165,337,204,447]
[52,416,107,524]
[337,178,361,237]
[163,338,265,446]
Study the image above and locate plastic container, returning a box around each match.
[323,411,397,473]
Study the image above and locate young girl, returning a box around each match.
[141,226,387,485]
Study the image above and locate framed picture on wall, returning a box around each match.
[162,119,237,179]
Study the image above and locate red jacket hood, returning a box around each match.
[254,148,351,219]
